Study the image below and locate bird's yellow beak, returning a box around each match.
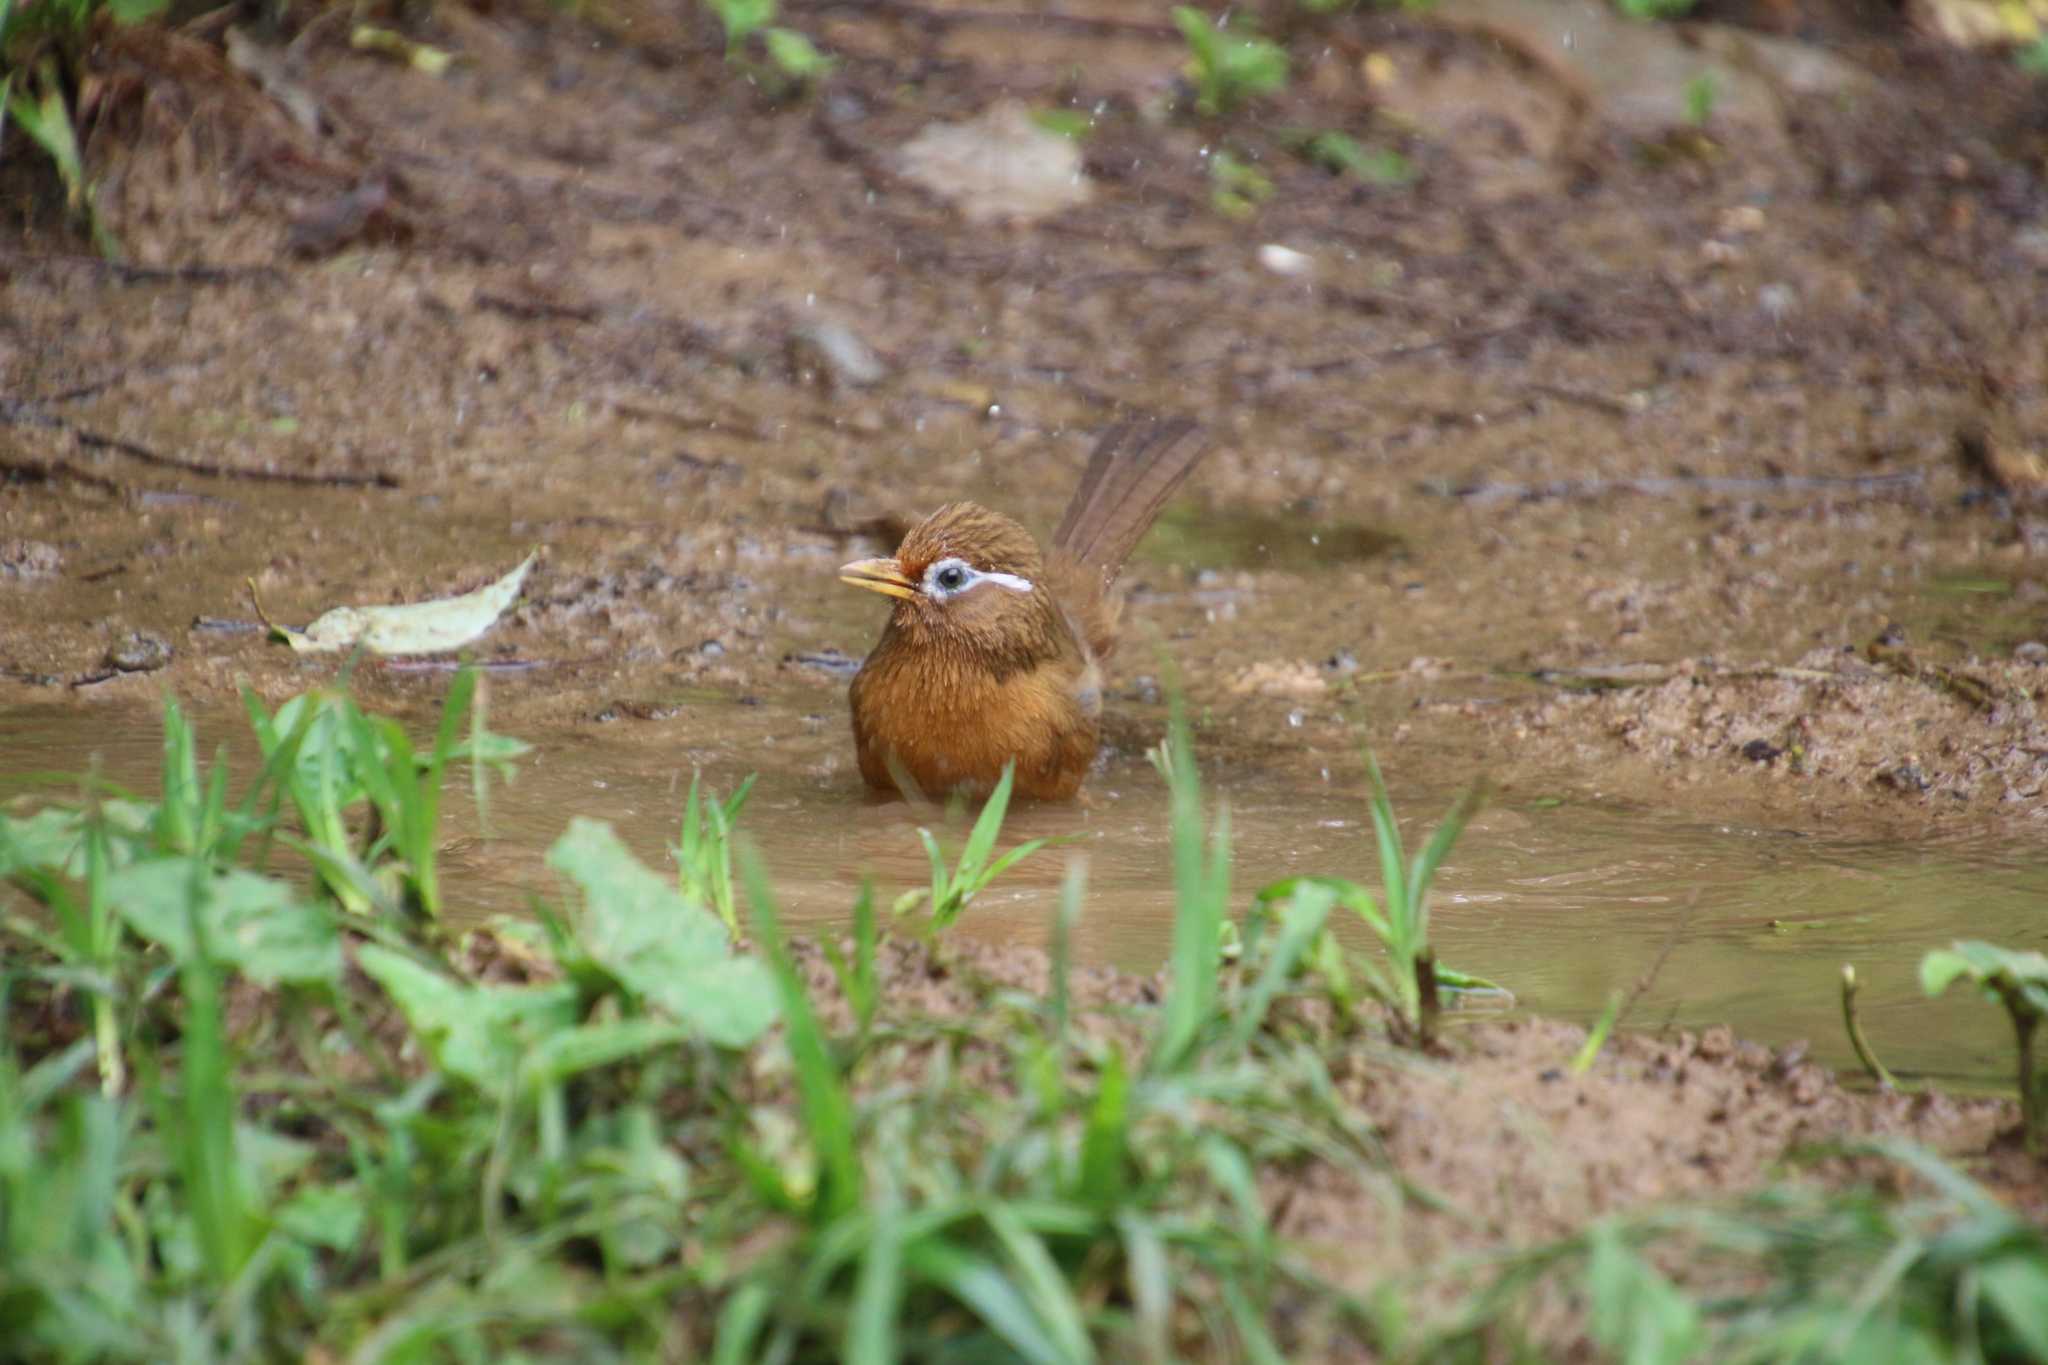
[838,557,918,601]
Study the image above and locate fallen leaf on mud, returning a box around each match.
[1230,660,1327,697]
[259,550,537,655]
[1909,0,2048,46]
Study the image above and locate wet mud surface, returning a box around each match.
[4,0,2048,1246]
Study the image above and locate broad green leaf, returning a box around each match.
[1921,941,2048,1015]
[764,27,832,78]
[108,859,340,986]
[520,1017,685,1090]
[547,819,776,1047]
[1980,1254,2048,1360]
[0,803,155,877]
[357,944,578,1090]
[1586,1224,1702,1365]
[712,0,775,45]
[276,1181,365,1251]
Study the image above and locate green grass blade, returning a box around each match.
[1154,695,1222,1074]
[1405,780,1485,949]
[160,696,198,854]
[980,836,1051,886]
[741,841,862,1221]
[1051,858,1084,1056]
[919,827,949,920]
[1219,1274,1288,1365]
[904,1236,1077,1365]
[958,762,1017,878]
[713,1280,776,1365]
[1116,1212,1172,1364]
[986,1202,1096,1363]
[1226,881,1332,1054]
[1364,754,1410,952]
[1076,1047,1130,1209]
[846,1200,906,1365]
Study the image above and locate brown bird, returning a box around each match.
[839,417,1209,801]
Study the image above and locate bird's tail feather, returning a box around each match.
[1051,416,1207,581]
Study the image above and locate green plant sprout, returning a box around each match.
[244,670,528,919]
[1,0,170,256]
[1572,989,1625,1074]
[1172,6,1289,116]
[1302,130,1415,186]
[703,0,833,86]
[1208,149,1275,218]
[1257,754,1496,1045]
[1682,71,1718,126]
[673,771,755,935]
[896,762,1051,930]
[1613,0,1698,18]
[1921,940,2048,1150]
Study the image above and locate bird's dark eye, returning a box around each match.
[934,564,969,592]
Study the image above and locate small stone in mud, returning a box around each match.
[1696,1024,1734,1061]
[593,700,682,723]
[2015,641,2047,664]
[105,631,172,673]
[697,639,726,658]
[786,317,889,390]
[1324,648,1359,675]
[1125,674,1161,705]
[783,648,861,678]
[1878,761,1931,794]
[1,540,62,579]
[1739,738,1783,764]
[1766,1040,1810,1079]
[1230,660,1328,697]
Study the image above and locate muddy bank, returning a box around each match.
[770,932,2047,1308]
[3,0,2046,839]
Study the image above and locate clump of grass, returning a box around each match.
[897,761,1051,931]
[1408,1139,2048,1362]
[674,770,755,935]
[1206,147,1275,218]
[1300,129,1415,186]
[243,668,528,918]
[1,675,2039,1361]
[702,0,834,90]
[1172,5,1289,116]
[1,0,167,255]
[1257,754,1496,1046]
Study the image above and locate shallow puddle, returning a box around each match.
[4,697,2039,1089]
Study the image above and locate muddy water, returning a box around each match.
[6,695,2037,1090]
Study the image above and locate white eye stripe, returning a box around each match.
[922,557,1035,600]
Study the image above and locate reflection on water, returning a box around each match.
[4,700,2041,1088]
